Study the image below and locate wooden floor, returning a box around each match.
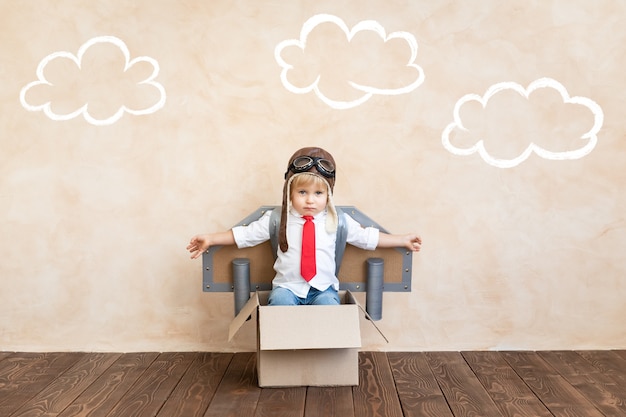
[1,351,626,417]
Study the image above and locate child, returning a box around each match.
[187,147,422,305]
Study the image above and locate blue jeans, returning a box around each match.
[268,286,340,306]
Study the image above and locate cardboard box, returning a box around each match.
[229,290,385,387]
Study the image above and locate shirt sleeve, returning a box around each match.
[344,212,379,250]
[231,210,272,248]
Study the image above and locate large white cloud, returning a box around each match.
[275,14,425,109]
[441,78,604,168]
[20,36,166,126]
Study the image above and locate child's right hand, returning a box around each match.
[187,235,210,259]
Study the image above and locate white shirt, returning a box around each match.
[231,208,379,298]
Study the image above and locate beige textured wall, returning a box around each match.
[1,0,625,352]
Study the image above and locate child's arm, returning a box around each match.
[377,232,422,252]
[188,210,273,259]
[187,230,235,259]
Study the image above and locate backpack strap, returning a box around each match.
[269,207,281,258]
[268,207,348,276]
[333,207,347,275]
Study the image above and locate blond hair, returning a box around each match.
[290,172,328,191]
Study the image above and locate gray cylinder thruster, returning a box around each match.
[366,257,384,321]
[232,258,251,316]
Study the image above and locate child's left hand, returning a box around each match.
[406,234,422,252]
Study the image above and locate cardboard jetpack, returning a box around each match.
[229,290,388,388]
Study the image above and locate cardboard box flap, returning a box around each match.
[228,292,259,341]
[259,304,362,350]
[344,290,389,344]
[228,290,388,345]
[356,303,389,344]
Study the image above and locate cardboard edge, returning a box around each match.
[345,290,389,344]
[228,290,389,344]
[228,292,259,341]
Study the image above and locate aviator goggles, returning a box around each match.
[285,156,336,179]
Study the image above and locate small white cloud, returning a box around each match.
[20,36,166,126]
[275,14,425,109]
[441,78,604,168]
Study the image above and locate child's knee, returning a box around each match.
[313,289,340,305]
[268,287,299,305]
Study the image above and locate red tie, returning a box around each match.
[301,215,316,281]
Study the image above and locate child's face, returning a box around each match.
[290,181,328,217]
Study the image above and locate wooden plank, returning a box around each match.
[203,352,261,417]
[502,351,604,417]
[9,352,122,417]
[576,350,626,386]
[157,352,234,417]
[0,352,13,363]
[462,351,552,417]
[304,386,354,417]
[56,352,160,417]
[0,352,83,416]
[424,351,501,417]
[387,352,454,417]
[105,352,196,417]
[539,351,626,416]
[0,353,46,407]
[614,350,626,361]
[353,351,403,417]
[254,386,306,417]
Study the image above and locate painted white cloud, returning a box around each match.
[275,14,425,109]
[20,36,166,126]
[442,78,604,168]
